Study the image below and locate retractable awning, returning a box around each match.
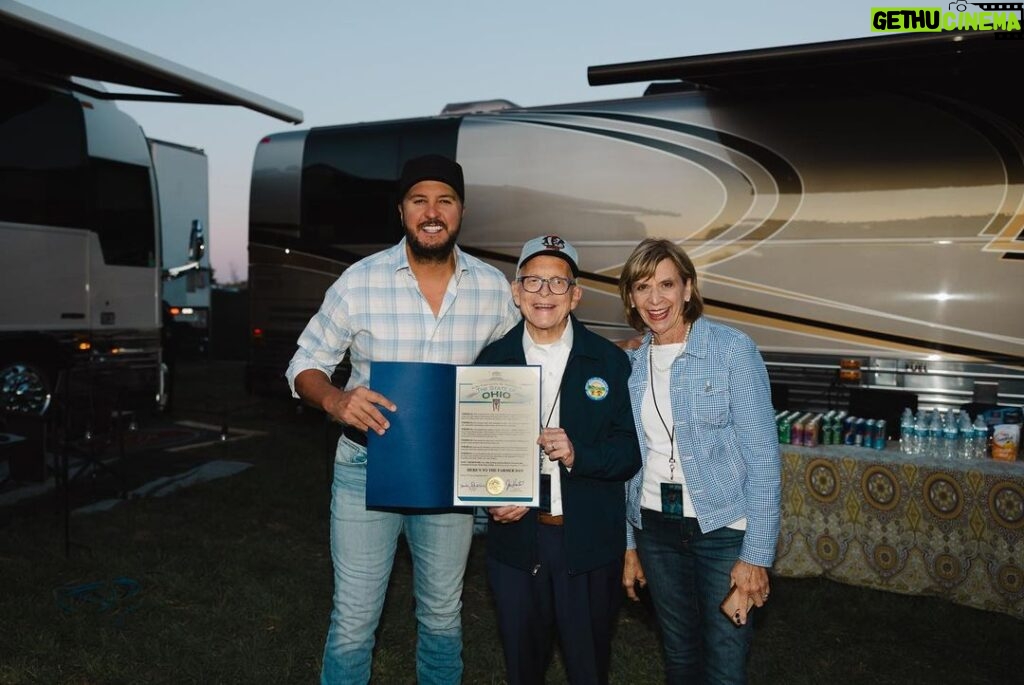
[588,31,1021,93]
[0,0,303,123]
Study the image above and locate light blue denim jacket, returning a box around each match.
[625,316,781,567]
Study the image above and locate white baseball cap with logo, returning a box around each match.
[516,235,580,276]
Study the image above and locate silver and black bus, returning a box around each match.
[248,32,1024,415]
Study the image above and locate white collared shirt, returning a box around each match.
[523,322,573,516]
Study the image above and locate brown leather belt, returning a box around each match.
[342,425,367,447]
[537,513,564,526]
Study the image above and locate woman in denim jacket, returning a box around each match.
[618,238,780,685]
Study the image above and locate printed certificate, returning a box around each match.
[453,365,541,507]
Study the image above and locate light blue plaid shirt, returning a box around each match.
[625,316,781,567]
[286,239,520,395]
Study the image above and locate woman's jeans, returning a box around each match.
[320,436,473,685]
[636,510,753,685]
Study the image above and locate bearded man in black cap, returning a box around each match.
[288,154,520,685]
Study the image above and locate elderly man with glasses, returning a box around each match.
[475,235,641,685]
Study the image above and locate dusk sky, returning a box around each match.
[21,0,875,283]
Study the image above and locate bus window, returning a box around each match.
[0,83,89,228]
[88,158,156,267]
[302,126,402,246]
[300,118,461,248]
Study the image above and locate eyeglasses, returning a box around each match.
[517,275,575,295]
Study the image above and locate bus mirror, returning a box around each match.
[188,219,205,261]
[163,261,200,279]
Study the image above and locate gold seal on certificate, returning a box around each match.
[486,476,506,495]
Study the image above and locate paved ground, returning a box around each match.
[0,360,276,525]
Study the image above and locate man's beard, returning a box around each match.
[405,221,460,263]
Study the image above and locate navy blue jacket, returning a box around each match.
[476,316,641,575]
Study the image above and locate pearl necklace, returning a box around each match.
[650,344,683,373]
[650,321,691,368]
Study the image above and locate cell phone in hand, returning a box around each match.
[719,584,754,626]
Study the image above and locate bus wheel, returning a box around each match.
[0,362,53,415]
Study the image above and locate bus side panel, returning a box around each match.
[453,90,1023,410]
[0,223,89,332]
[456,92,1024,361]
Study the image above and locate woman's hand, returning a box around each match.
[622,549,647,601]
[729,559,770,625]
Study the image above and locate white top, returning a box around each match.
[523,322,573,516]
[641,343,698,517]
[640,342,746,530]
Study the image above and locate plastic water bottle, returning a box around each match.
[943,421,958,460]
[958,413,973,459]
[922,411,940,458]
[900,408,915,455]
[917,411,933,454]
[930,411,944,458]
[973,416,989,459]
[934,415,947,459]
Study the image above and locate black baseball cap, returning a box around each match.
[398,154,465,203]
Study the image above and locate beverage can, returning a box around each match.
[829,417,841,445]
[822,417,835,445]
[843,416,857,445]
[874,419,887,450]
[863,419,875,448]
[804,416,820,447]
[796,413,815,445]
[791,417,804,446]
[778,415,792,444]
[854,417,867,446]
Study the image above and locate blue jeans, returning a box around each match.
[635,510,753,685]
[320,436,474,685]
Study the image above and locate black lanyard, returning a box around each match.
[540,381,563,468]
[649,346,677,481]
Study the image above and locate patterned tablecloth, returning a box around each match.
[774,444,1024,619]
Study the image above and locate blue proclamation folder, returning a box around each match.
[366,361,457,508]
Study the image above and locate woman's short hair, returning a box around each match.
[618,238,704,332]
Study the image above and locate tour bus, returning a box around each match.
[151,139,212,359]
[0,0,301,420]
[0,77,205,416]
[247,31,1023,416]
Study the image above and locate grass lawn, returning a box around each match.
[0,361,1019,684]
